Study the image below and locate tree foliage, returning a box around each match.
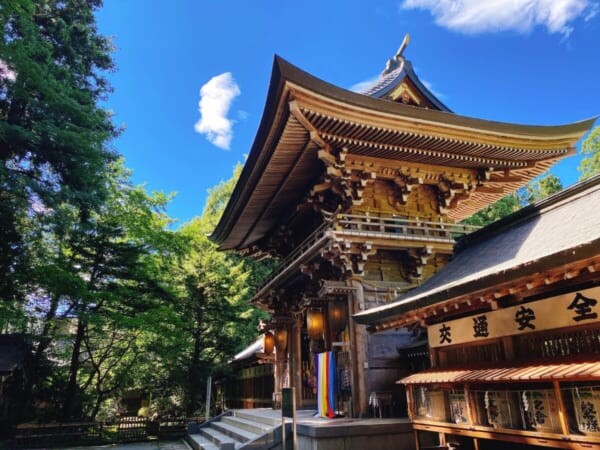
[523,173,563,204]
[164,165,271,416]
[462,192,521,227]
[463,172,564,227]
[579,126,600,180]
[0,0,273,424]
[0,0,117,303]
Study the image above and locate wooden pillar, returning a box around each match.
[406,385,415,421]
[350,279,369,417]
[292,315,303,408]
[464,385,479,450]
[464,385,476,424]
[274,347,281,407]
[553,380,570,436]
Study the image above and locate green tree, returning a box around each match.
[462,192,521,227]
[463,172,564,227]
[0,0,117,303]
[579,126,600,180]
[12,162,181,421]
[524,173,563,204]
[165,164,272,416]
[59,165,179,420]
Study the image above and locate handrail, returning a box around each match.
[334,213,480,236]
[255,221,330,295]
[255,214,479,294]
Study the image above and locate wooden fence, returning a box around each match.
[13,421,103,448]
[12,415,202,447]
[117,415,148,441]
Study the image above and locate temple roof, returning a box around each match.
[353,173,600,330]
[360,59,452,112]
[360,34,450,111]
[210,55,595,251]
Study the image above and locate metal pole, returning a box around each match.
[205,375,212,421]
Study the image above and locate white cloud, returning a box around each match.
[401,0,595,37]
[194,72,240,150]
[585,2,600,20]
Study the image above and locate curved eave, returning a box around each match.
[403,61,452,112]
[210,55,596,250]
[209,56,291,248]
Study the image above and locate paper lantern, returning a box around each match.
[328,300,347,333]
[274,328,288,352]
[263,332,274,355]
[307,309,324,340]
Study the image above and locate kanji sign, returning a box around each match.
[428,287,600,348]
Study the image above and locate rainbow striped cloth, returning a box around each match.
[315,351,336,418]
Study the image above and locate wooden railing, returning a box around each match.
[255,214,479,296]
[255,221,329,297]
[332,213,480,242]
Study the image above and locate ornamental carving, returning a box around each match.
[320,239,375,277]
[407,246,433,281]
[312,147,375,212]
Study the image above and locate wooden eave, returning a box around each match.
[210,56,595,251]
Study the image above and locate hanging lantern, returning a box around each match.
[263,332,274,355]
[307,309,324,340]
[274,328,288,352]
[328,300,348,334]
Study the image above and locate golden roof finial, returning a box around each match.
[395,33,410,61]
[382,33,410,75]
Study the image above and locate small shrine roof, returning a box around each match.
[398,356,600,385]
[230,336,273,367]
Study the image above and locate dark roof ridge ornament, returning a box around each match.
[382,33,410,76]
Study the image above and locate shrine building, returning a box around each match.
[355,174,600,450]
[210,39,594,427]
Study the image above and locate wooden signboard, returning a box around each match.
[428,286,600,348]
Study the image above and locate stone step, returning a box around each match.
[222,415,272,435]
[186,432,220,450]
[199,425,240,449]
[211,420,259,443]
[233,409,282,427]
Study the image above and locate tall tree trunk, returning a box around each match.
[90,389,104,422]
[63,318,85,421]
[187,327,202,416]
[22,294,61,418]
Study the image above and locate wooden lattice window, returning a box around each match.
[438,340,505,366]
[515,326,600,360]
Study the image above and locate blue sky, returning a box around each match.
[96,1,600,225]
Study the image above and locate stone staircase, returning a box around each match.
[186,409,286,450]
